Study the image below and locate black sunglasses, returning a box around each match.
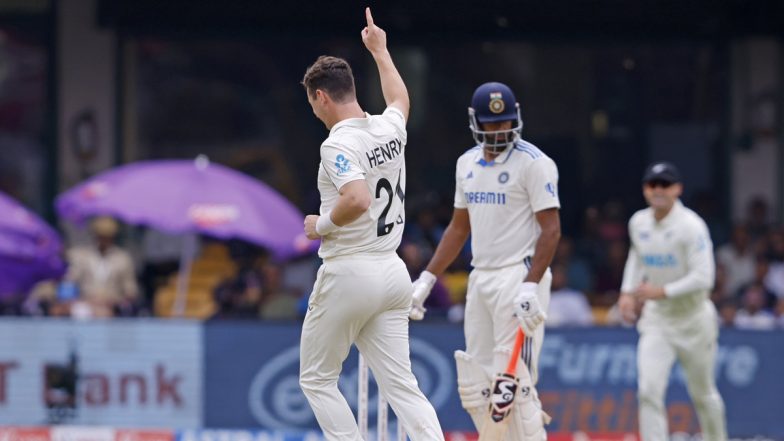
[645,179,674,189]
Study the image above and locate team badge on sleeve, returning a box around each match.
[696,234,707,251]
[545,182,557,198]
[335,154,351,175]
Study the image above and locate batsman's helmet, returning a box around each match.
[468,82,523,153]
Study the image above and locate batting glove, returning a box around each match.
[514,282,546,334]
[409,270,436,320]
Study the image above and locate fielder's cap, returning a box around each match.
[642,161,682,184]
[471,82,518,123]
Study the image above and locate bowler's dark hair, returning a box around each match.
[302,56,356,103]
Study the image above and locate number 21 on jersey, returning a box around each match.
[374,169,405,237]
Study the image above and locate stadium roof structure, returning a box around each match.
[97,0,784,41]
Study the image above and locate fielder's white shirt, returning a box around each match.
[454,139,560,269]
[621,200,715,319]
[317,107,407,259]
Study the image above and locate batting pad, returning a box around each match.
[455,350,491,431]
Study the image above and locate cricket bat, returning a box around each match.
[478,327,525,441]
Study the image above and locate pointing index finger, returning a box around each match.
[365,7,374,27]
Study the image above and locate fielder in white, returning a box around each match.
[411,82,560,440]
[299,8,444,441]
[618,162,727,441]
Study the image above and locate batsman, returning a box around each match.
[411,82,560,440]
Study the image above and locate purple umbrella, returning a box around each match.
[0,255,64,299]
[56,157,312,258]
[0,192,61,255]
[0,192,66,298]
[55,157,315,315]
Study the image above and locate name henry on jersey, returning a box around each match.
[366,138,403,169]
[465,191,507,205]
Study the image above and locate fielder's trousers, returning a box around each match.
[637,300,727,441]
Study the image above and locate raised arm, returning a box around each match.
[361,7,410,120]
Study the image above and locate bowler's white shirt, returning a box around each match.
[317,107,407,259]
[621,200,715,319]
[454,139,560,269]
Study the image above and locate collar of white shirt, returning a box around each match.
[329,112,371,136]
[654,199,684,226]
[472,143,515,166]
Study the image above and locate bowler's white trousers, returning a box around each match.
[299,252,444,441]
[636,300,727,441]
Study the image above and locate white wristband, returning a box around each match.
[419,270,437,289]
[315,212,339,236]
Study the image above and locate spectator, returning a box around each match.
[140,229,196,307]
[710,262,729,306]
[734,283,776,330]
[64,217,139,317]
[399,242,452,317]
[282,253,320,303]
[598,200,627,242]
[736,257,778,309]
[593,239,628,307]
[546,264,593,327]
[763,228,784,300]
[715,224,756,299]
[212,250,264,319]
[259,261,299,320]
[745,197,771,246]
[716,298,737,328]
[575,206,605,266]
[22,281,75,317]
[553,236,594,292]
[405,204,446,252]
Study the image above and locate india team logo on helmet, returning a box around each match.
[468,82,523,153]
[489,92,505,114]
